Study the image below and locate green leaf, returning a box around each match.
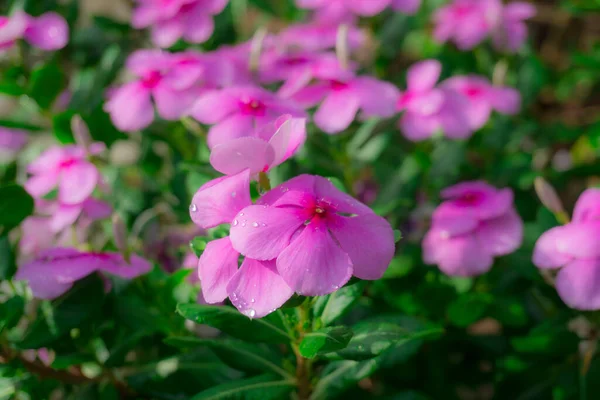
[190,236,208,258]
[18,275,105,349]
[0,184,34,234]
[447,293,493,327]
[314,281,366,326]
[334,322,443,361]
[300,326,353,359]
[0,296,24,333]
[164,337,290,377]
[176,304,291,343]
[0,235,16,280]
[191,374,295,400]
[28,62,65,110]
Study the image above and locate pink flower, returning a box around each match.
[24,143,105,205]
[132,0,228,48]
[391,0,421,14]
[15,248,151,299]
[533,189,600,310]
[0,126,28,156]
[285,60,399,134]
[189,85,306,148]
[105,50,223,132]
[423,181,523,276]
[296,0,391,23]
[209,114,306,176]
[0,11,68,51]
[492,2,536,52]
[433,0,534,52]
[442,76,521,130]
[279,20,366,52]
[230,175,395,295]
[396,60,471,141]
[259,49,335,86]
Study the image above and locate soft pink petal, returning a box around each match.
[189,169,252,229]
[425,233,494,277]
[151,18,184,48]
[58,161,98,205]
[476,209,523,256]
[99,254,152,279]
[400,112,439,141]
[206,114,255,149]
[407,60,442,92]
[24,174,58,199]
[314,91,361,134]
[351,77,400,118]
[131,5,160,28]
[190,90,239,124]
[210,137,274,175]
[532,226,573,269]
[550,222,600,259]
[183,11,214,44]
[198,237,239,303]
[49,204,82,233]
[104,82,154,132]
[277,223,353,296]
[573,188,600,223]
[314,176,374,215]
[489,87,521,115]
[391,0,421,14]
[24,12,69,51]
[227,258,293,318]
[348,0,391,16]
[328,214,395,280]
[229,205,305,261]
[556,259,600,311]
[0,12,28,46]
[289,82,331,108]
[82,198,112,220]
[431,213,479,237]
[504,3,536,20]
[153,85,197,120]
[267,117,307,167]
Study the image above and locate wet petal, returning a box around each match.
[210,137,274,175]
[556,259,600,310]
[58,161,99,205]
[314,91,360,134]
[198,237,239,303]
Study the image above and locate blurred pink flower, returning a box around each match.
[105,50,225,132]
[284,59,399,134]
[0,11,68,51]
[24,143,105,205]
[442,75,521,130]
[296,0,391,22]
[391,0,421,14]
[396,60,471,141]
[423,181,523,276]
[132,0,228,47]
[230,175,395,295]
[279,20,366,52]
[433,0,534,52]
[0,126,28,155]
[533,188,600,310]
[209,114,306,176]
[15,248,151,299]
[189,85,306,148]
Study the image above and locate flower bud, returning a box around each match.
[71,115,92,155]
[534,177,566,216]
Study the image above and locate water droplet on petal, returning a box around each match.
[239,212,244,216]
[233,219,238,226]
[261,223,267,227]
[252,222,259,227]
[231,192,236,197]
[332,285,339,290]
[189,203,197,212]
[250,298,255,303]
[241,221,247,227]
[244,308,256,319]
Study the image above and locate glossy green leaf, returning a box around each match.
[299,326,353,359]
[0,184,34,234]
[191,374,296,400]
[314,281,366,326]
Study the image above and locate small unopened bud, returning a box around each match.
[71,115,92,154]
[492,60,508,86]
[336,24,349,70]
[111,214,129,261]
[249,27,268,73]
[534,177,566,217]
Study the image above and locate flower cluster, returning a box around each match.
[0,11,68,51]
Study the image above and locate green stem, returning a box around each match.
[292,301,313,400]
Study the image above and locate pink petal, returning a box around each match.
[573,188,600,223]
[277,223,353,296]
[24,173,58,199]
[314,176,374,215]
[328,214,395,280]
[82,198,112,221]
[189,90,239,124]
[489,87,521,115]
[189,169,252,229]
[348,0,391,16]
[153,85,197,120]
[198,237,239,303]
[407,60,442,92]
[131,5,159,28]
[99,254,152,279]
[227,258,293,318]
[351,77,400,118]
[550,222,600,259]
[210,137,274,175]
[268,117,307,167]
[425,233,494,277]
[105,82,154,132]
[49,204,82,233]
[183,11,214,44]
[391,0,421,14]
[556,259,600,310]
[206,114,255,149]
[24,12,69,51]
[126,49,171,76]
[229,205,305,261]
[0,12,28,46]
[58,161,98,205]
[532,226,573,269]
[399,112,439,141]
[431,213,479,237]
[314,91,361,134]
[504,3,536,20]
[476,209,523,256]
[151,18,184,48]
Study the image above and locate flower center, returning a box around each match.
[456,191,484,206]
[239,97,267,116]
[465,86,483,98]
[330,80,349,91]
[142,70,163,89]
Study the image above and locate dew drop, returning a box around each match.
[189,203,197,212]
[239,212,244,216]
[244,308,256,319]
[250,298,255,303]
[332,285,339,290]
[241,221,247,227]
[261,223,267,227]
[231,192,237,197]
[233,219,238,226]
[252,222,259,227]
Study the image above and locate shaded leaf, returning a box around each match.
[299,326,353,359]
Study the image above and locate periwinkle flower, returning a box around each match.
[0,11,68,52]
[491,2,536,52]
[0,126,28,159]
[278,20,366,52]
[209,114,307,176]
[396,60,471,141]
[16,248,151,299]
[189,85,306,148]
[533,189,600,310]
[423,181,523,276]
[24,143,105,205]
[442,76,521,130]
[295,0,392,23]
[131,0,228,48]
